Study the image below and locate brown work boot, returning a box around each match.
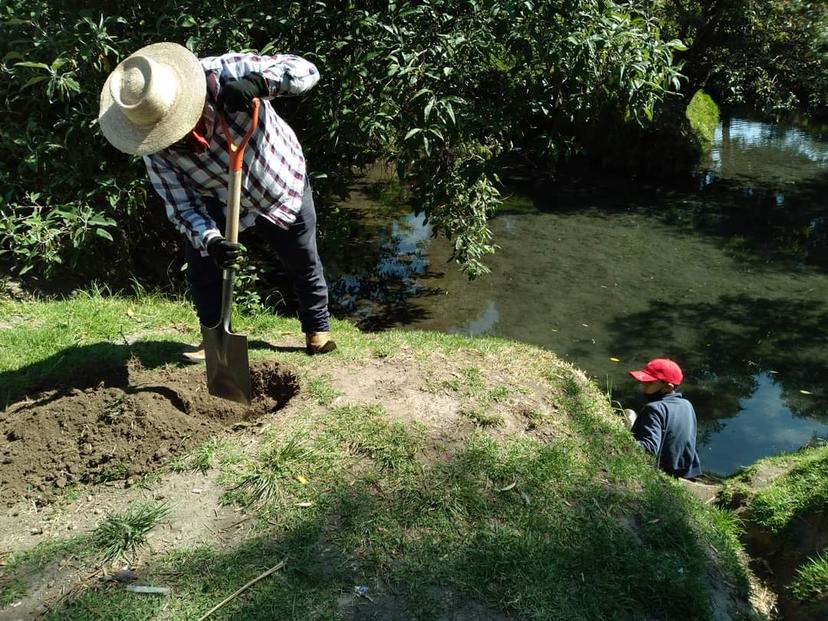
[306,332,337,355]
[182,341,206,363]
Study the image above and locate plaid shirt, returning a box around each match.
[143,53,319,252]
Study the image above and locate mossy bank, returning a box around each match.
[1,292,763,620]
[721,444,828,620]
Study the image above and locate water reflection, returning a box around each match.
[323,117,828,474]
[326,207,438,329]
[452,300,500,336]
[710,119,828,167]
[699,372,828,474]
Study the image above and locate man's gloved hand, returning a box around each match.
[206,236,243,269]
[217,72,267,115]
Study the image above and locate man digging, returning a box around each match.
[98,42,336,358]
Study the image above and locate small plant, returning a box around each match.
[0,578,27,607]
[231,435,315,508]
[789,551,828,602]
[461,407,504,427]
[92,501,168,564]
[94,461,128,483]
[371,341,396,359]
[521,408,546,424]
[306,374,342,406]
[487,385,514,403]
[190,437,225,473]
[442,366,485,396]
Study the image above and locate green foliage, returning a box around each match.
[655,0,828,116]
[226,433,320,509]
[744,446,828,532]
[0,0,682,282]
[305,373,342,405]
[0,578,27,607]
[460,406,505,426]
[92,501,169,563]
[685,90,719,146]
[790,550,828,602]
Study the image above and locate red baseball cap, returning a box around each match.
[629,358,683,386]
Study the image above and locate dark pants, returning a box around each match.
[185,182,330,334]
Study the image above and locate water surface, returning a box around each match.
[324,118,828,475]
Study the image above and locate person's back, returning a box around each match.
[627,358,702,480]
[631,391,701,479]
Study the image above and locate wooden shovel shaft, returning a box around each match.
[219,97,261,244]
[216,98,261,320]
[225,169,242,244]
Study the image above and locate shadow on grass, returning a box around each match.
[44,435,729,620]
[0,339,285,409]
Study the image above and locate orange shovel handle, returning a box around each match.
[218,98,260,172]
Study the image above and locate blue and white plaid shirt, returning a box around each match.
[143,53,319,251]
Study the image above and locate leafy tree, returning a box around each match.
[0,0,681,284]
[653,0,828,117]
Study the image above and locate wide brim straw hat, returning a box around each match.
[99,42,206,156]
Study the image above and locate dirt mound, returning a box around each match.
[0,360,298,507]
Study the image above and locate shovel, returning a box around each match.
[201,98,260,405]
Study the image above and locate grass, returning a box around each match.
[789,550,828,602]
[0,578,27,607]
[169,436,228,473]
[441,366,485,396]
[0,292,757,620]
[92,501,169,564]
[53,423,734,620]
[721,443,828,533]
[0,536,93,608]
[225,433,322,510]
[460,406,504,427]
[304,372,342,405]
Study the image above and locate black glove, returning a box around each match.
[217,72,267,114]
[206,236,243,269]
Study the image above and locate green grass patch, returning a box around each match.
[4,536,92,573]
[169,436,229,474]
[326,403,425,473]
[723,444,828,533]
[224,433,322,510]
[0,578,27,607]
[93,501,168,564]
[460,406,505,427]
[441,366,485,397]
[685,89,719,146]
[1,536,93,609]
[790,550,828,602]
[305,373,342,406]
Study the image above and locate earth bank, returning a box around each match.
[0,296,764,619]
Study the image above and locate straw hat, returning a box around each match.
[99,42,206,155]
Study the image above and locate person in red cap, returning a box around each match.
[624,358,702,479]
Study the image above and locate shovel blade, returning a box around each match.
[201,324,252,405]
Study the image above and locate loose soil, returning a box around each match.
[0,359,298,507]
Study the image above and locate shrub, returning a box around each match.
[0,1,683,283]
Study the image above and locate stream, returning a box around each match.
[323,117,828,476]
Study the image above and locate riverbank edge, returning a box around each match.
[1,292,765,619]
[720,443,828,619]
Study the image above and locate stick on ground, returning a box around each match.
[197,559,287,621]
